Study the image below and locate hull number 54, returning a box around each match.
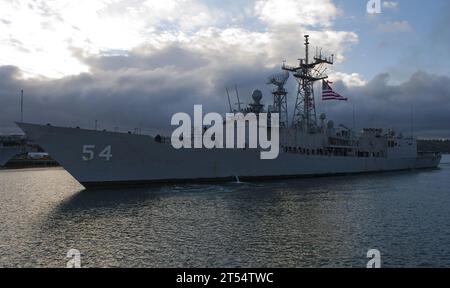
[82,145,112,161]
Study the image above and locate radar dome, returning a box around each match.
[252,89,263,103]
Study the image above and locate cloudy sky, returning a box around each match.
[0,0,449,138]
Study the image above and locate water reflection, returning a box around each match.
[1,160,449,267]
[55,188,159,212]
[39,176,381,267]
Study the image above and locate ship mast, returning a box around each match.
[283,35,334,132]
[267,70,289,127]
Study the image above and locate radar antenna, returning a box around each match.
[283,35,334,132]
[267,70,289,127]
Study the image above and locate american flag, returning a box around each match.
[322,80,347,101]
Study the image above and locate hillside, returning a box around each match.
[418,140,450,154]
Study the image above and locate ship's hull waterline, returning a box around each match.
[17,123,441,188]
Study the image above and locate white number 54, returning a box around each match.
[82,145,112,161]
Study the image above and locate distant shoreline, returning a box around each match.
[418,140,450,154]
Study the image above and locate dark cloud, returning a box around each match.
[0,44,449,139]
[79,45,210,72]
[0,45,277,135]
[325,71,450,138]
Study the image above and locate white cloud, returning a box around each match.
[329,72,366,87]
[254,0,338,27]
[0,0,358,79]
[0,0,216,78]
[141,28,358,70]
[383,1,399,10]
[378,21,412,33]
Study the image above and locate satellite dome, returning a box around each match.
[252,89,263,103]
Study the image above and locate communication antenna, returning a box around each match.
[234,85,242,112]
[410,104,414,138]
[20,89,24,123]
[352,103,356,133]
[226,88,233,112]
[267,70,289,127]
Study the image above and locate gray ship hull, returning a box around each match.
[17,123,442,188]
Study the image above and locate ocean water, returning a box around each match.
[1,156,450,268]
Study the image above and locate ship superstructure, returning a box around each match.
[228,35,428,164]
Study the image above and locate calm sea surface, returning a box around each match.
[1,155,450,268]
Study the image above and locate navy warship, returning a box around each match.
[16,36,441,187]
